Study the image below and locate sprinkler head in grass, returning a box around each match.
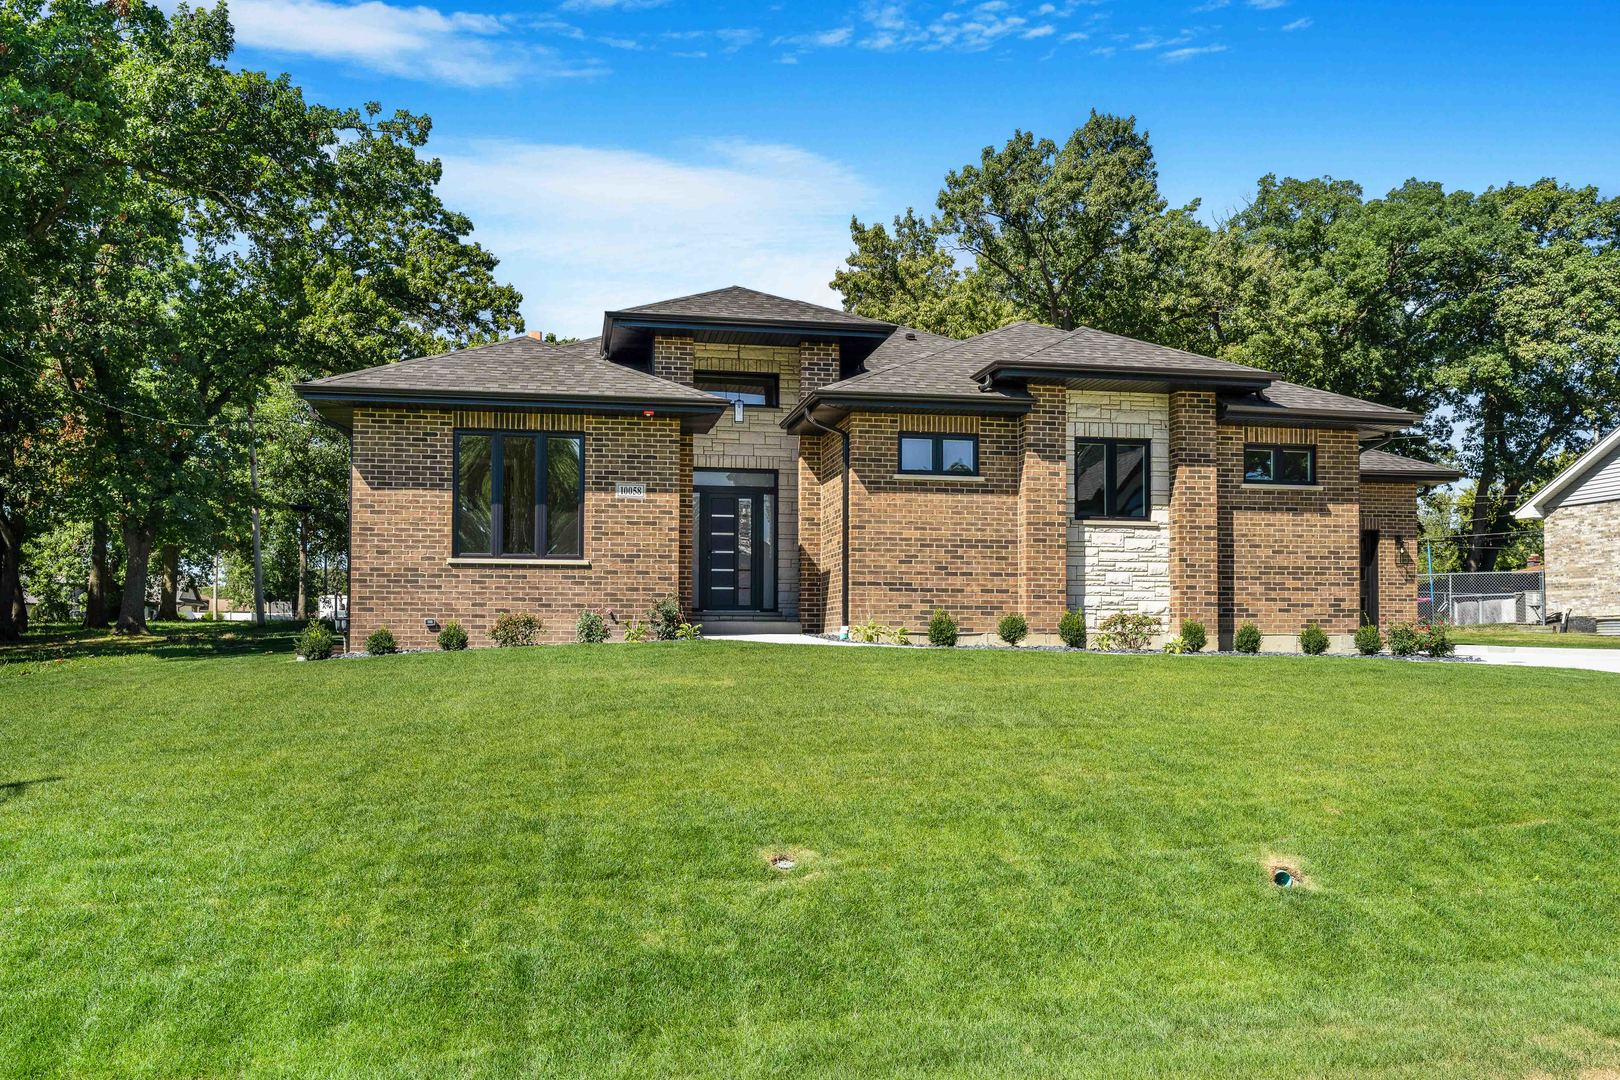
[1272,867,1295,888]
[771,856,796,871]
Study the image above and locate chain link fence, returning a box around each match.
[1418,571,1545,625]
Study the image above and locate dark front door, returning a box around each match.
[1360,530,1380,626]
[700,491,764,610]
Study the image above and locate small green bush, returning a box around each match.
[675,621,702,641]
[296,620,338,660]
[1179,620,1207,653]
[1058,609,1087,649]
[927,608,958,647]
[623,618,650,643]
[1418,620,1454,658]
[888,625,910,646]
[575,610,608,644]
[1162,635,1188,654]
[1299,622,1330,656]
[364,626,398,656]
[1354,623,1384,656]
[436,620,468,651]
[650,596,682,641]
[490,612,541,647]
[1234,621,1262,654]
[1095,612,1157,652]
[997,613,1029,646]
[1389,623,1420,657]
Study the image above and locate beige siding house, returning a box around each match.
[1515,426,1620,633]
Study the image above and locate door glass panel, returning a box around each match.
[761,493,775,610]
[456,435,493,553]
[545,436,583,557]
[1075,441,1106,517]
[735,498,753,608]
[1115,442,1146,518]
[502,436,536,554]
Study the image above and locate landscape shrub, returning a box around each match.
[674,621,702,641]
[623,618,650,643]
[927,608,958,647]
[436,620,468,651]
[1417,620,1454,657]
[1299,622,1329,655]
[1179,619,1207,653]
[1354,623,1384,656]
[1389,623,1420,657]
[650,596,682,641]
[575,610,609,644]
[1162,635,1188,654]
[1058,609,1087,649]
[296,620,338,660]
[1234,621,1262,654]
[364,626,398,656]
[490,612,541,647]
[997,613,1029,646]
[888,625,910,645]
[1095,612,1156,652]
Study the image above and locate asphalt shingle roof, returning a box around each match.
[824,322,1070,399]
[1221,380,1419,424]
[297,336,722,404]
[976,324,1275,383]
[617,286,893,328]
[1359,448,1462,482]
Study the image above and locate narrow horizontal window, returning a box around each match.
[454,431,585,558]
[1244,444,1316,485]
[1074,438,1150,520]
[897,433,978,476]
[695,373,779,408]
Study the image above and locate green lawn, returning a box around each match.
[4,637,1619,1078]
[1448,623,1620,649]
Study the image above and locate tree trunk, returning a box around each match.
[11,575,26,633]
[296,527,308,619]
[114,522,155,635]
[0,514,22,641]
[84,516,110,628]
[156,543,180,620]
[1465,399,1502,573]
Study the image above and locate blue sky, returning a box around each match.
[213,0,1620,337]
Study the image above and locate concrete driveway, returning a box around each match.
[1457,644,1620,674]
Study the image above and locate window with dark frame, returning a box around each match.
[453,431,584,558]
[897,433,978,476]
[1074,438,1150,520]
[1243,444,1316,486]
[694,372,779,408]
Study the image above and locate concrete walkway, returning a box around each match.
[1456,644,1620,674]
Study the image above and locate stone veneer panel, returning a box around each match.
[1544,499,1620,618]
[1065,390,1172,635]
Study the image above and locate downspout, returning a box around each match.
[802,407,850,638]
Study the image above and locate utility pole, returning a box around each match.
[249,410,265,626]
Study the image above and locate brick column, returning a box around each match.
[798,340,840,400]
[653,335,694,387]
[1018,384,1069,635]
[1169,390,1221,635]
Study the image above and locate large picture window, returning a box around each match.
[1244,444,1316,486]
[897,433,979,476]
[454,432,584,558]
[1075,438,1150,520]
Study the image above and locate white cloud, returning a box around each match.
[1021,24,1055,38]
[1247,0,1287,7]
[1162,43,1227,60]
[1281,16,1312,30]
[559,0,668,9]
[221,0,599,86]
[775,26,855,47]
[1190,0,1230,10]
[436,139,873,338]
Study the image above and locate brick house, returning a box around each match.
[296,286,1459,651]
[1514,425,1620,633]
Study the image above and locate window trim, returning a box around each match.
[694,371,781,408]
[1074,437,1152,521]
[896,432,980,477]
[452,429,585,560]
[1243,443,1317,487]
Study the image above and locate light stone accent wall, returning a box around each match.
[1545,499,1620,618]
[1064,390,1171,635]
[689,342,801,617]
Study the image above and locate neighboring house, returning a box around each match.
[296,286,1458,651]
[1514,425,1620,633]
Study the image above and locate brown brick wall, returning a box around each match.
[1360,481,1422,627]
[653,335,695,387]
[1169,390,1221,630]
[1018,385,1069,630]
[350,406,683,649]
[1216,425,1361,637]
[797,430,843,633]
[799,340,841,398]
